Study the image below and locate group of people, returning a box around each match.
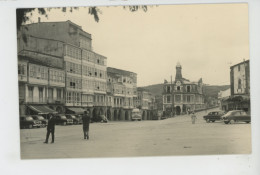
[43,110,91,144]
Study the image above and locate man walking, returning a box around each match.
[82,110,91,140]
[191,112,197,124]
[44,114,56,144]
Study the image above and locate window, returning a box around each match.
[238,79,242,89]
[187,95,191,102]
[187,86,191,92]
[39,87,43,102]
[166,86,171,93]
[57,89,61,100]
[18,64,26,75]
[167,96,171,103]
[177,86,180,91]
[66,92,72,103]
[175,95,181,102]
[48,88,53,100]
[28,86,33,102]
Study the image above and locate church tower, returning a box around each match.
[175,62,182,81]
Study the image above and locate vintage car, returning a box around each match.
[32,115,48,127]
[91,115,108,123]
[55,115,73,125]
[221,110,251,124]
[131,108,142,121]
[75,114,83,124]
[20,116,42,129]
[66,114,82,125]
[203,111,225,123]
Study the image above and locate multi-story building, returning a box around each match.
[162,62,205,116]
[106,67,137,121]
[18,20,107,117]
[229,60,250,112]
[135,88,156,120]
[18,36,66,116]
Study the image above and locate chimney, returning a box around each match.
[38,17,41,23]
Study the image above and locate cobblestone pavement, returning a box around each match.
[20,109,251,159]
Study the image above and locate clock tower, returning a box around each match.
[175,62,182,81]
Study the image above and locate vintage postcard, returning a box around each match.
[17,3,251,160]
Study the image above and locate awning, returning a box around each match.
[66,107,85,114]
[28,105,57,114]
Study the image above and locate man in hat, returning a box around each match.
[82,110,91,140]
[44,114,56,144]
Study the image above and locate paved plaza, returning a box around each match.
[20,109,251,159]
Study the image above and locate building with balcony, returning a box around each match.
[135,88,156,120]
[106,67,137,121]
[18,20,107,117]
[162,62,205,116]
[18,36,66,116]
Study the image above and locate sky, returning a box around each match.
[26,3,249,87]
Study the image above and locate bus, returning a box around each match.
[131,108,142,121]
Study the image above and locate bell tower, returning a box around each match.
[175,62,182,81]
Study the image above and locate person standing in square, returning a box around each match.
[191,112,197,124]
[44,114,56,144]
[82,110,91,140]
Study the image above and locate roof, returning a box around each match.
[230,60,249,69]
[107,67,137,76]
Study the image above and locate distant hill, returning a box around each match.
[140,84,230,98]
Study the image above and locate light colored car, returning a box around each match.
[221,110,250,124]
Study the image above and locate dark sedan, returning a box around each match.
[221,110,250,124]
[20,116,42,129]
[203,111,225,123]
[91,115,108,123]
[55,115,73,125]
[66,114,82,125]
[32,115,48,127]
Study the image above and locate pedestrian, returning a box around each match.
[191,112,197,124]
[82,110,91,140]
[44,114,56,144]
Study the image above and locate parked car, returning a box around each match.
[75,114,83,124]
[32,115,48,127]
[66,114,81,125]
[131,108,142,121]
[20,116,42,129]
[91,115,108,123]
[221,110,251,124]
[203,111,225,123]
[55,115,73,125]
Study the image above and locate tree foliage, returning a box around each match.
[16,6,148,30]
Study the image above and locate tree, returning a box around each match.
[16,6,148,31]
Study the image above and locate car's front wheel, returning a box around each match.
[63,121,66,126]
[224,121,229,124]
[28,124,33,129]
[230,119,235,124]
[206,119,210,123]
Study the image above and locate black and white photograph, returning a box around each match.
[17,3,251,159]
[1,0,260,175]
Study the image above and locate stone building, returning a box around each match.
[106,67,137,121]
[162,63,205,116]
[228,60,250,112]
[18,20,107,117]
